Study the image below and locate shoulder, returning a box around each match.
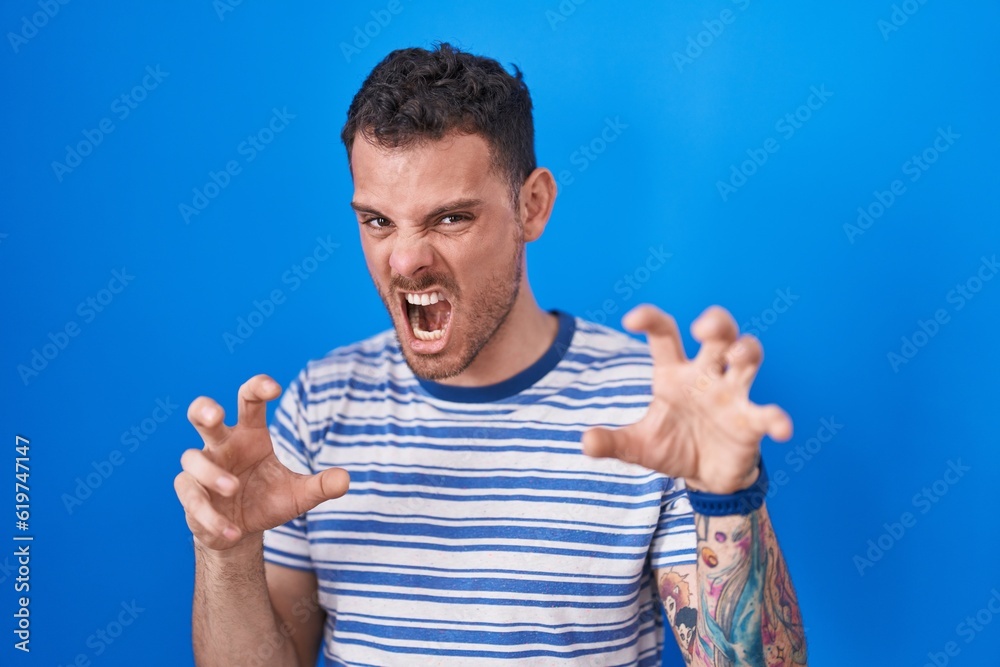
[563,315,653,372]
[530,314,654,406]
[295,328,407,400]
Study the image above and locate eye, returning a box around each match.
[364,217,392,230]
[439,214,469,226]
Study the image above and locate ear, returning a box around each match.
[517,167,557,243]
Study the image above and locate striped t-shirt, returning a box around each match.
[263,311,697,666]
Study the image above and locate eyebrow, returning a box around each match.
[350,198,485,221]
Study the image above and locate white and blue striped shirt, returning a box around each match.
[264,312,697,666]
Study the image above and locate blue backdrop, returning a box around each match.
[3,2,998,666]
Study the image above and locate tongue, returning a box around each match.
[421,300,451,331]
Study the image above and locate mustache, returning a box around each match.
[389,274,459,296]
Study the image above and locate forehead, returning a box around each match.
[350,133,503,212]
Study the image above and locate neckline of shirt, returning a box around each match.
[413,310,576,404]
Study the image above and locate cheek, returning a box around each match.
[435,238,495,285]
[474,216,520,255]
[465,230,521,281]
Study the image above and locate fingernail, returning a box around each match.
[217,476,236,493]
[223,526,239,540]
[201,406,215,421]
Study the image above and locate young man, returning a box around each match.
[173,44,807,666]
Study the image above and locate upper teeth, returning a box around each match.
[405,292,442,306]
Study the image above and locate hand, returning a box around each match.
[582,305,792,494]
[173,374,350,551]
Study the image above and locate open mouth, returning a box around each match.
[401,291,453,348]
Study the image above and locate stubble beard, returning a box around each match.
[376,232,525,382]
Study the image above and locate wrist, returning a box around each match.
[194,532,264,562]
[685,458,769,516]
[684,463,759,494]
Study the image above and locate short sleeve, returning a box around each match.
[648,477,698,569]
[263,371,315,572]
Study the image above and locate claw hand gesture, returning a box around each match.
[174,374,349,551]
[583,305,792,494]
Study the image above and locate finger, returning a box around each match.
[174,471,240,541]
[726,334,764,391]
[581,425,646,467]
[188,396,229,448]
[622,305,686,365]
[238,374,283,428]
[180,448,239,496]
[691,305,739,373]
[293,467,351,511]
[749,404,793,442]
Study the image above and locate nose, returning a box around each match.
[388,230,435,280]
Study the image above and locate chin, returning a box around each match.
[401,352,467,381]
[393,299,515,382]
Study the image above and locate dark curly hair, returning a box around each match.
[341,43,536,207]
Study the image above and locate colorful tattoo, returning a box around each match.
[658,570,698,664]
[657,505,806,666]
[696,506,806,667]
[659,570,691,624]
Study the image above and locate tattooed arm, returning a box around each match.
[655,562,700,662]
[655,502,806,667]
[579,305,808,665]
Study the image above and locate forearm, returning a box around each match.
[193,534,299,667]
[692,503,806,666]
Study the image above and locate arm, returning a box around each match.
[655,500,805,667]
[174,375,348,666]
[688,504,805,666]
[581,305,808,665]
[193,538,313,666]
[266,562,327,667]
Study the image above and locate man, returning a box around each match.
[174,43,807,666]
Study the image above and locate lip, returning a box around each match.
[397,290,453,355]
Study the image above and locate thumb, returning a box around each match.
[295,467,350,511]
[582,426,644,467]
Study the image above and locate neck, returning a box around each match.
[437,280,559,388]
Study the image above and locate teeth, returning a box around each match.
[404,291,444,305]
[413,328,444,341]
[406,298,448,342]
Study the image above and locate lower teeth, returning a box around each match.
[409,303,445,341]
[413,328,444,341]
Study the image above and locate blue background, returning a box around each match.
[2,2,998,665]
